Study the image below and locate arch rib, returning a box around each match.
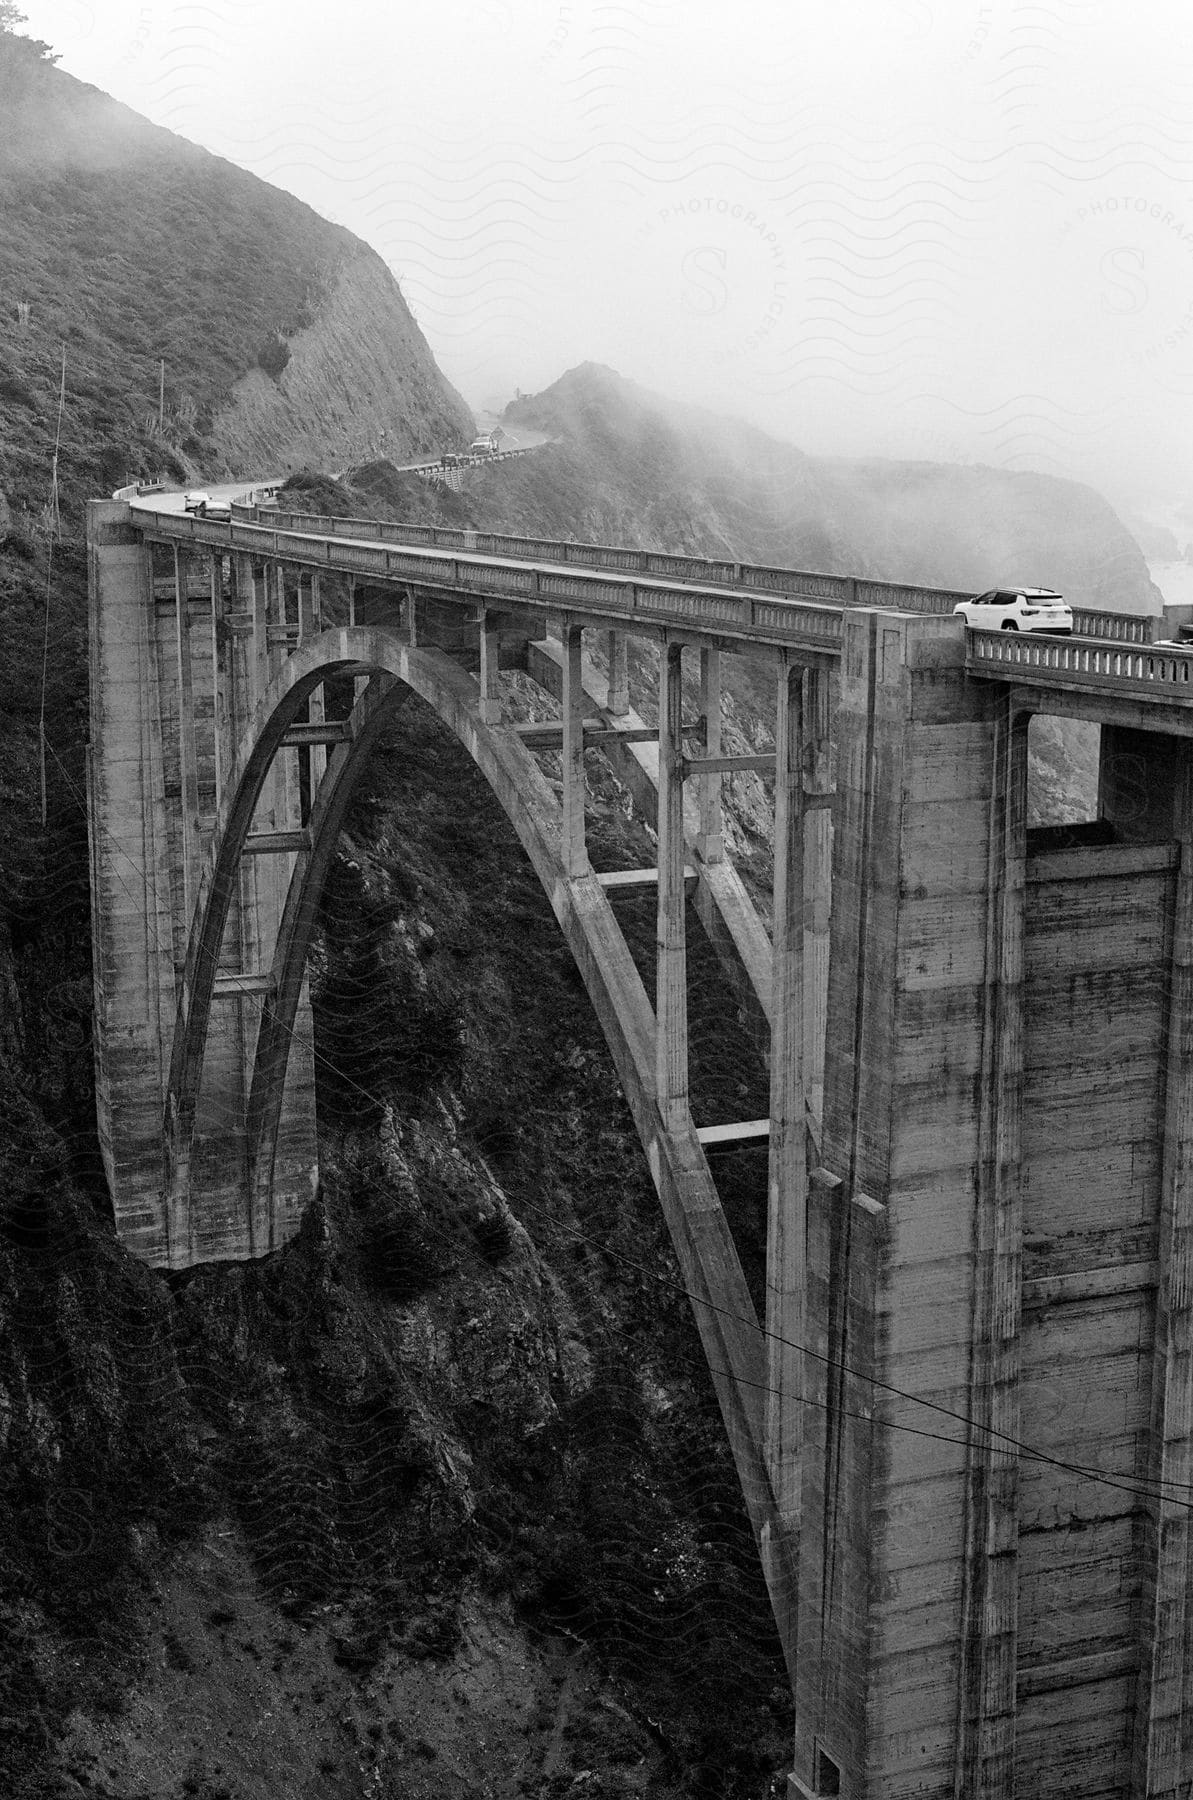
[167,626,797,1673]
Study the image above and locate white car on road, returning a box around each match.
[953,587,1073,634]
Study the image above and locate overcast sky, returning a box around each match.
[20,0,1193,519]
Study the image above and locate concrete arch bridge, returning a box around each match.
[87,494,1193,1799]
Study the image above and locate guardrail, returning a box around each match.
[136,504,1168,678]
[230,504,979,614]
[137,508,846,651]
[410,445,541,481]
[968,629,1193,697]
[1070,609,1154,644]
[224,503,1156,641]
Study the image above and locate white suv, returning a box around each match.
[953,588,1073,634]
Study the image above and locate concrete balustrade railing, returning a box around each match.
[969,628,1193,692]
[140,504,1167,677]
[1070,609,1154,643]
[141,508,846,650]
[225,501,1156,642]
[232,502,976,611]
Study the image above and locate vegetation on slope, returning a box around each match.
[0,27,470,530]
[0,667,791,1799]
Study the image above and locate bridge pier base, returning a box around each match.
[88,503,318,1267]
[798,607,1012,1798]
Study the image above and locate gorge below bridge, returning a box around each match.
[87,492,1193,1799]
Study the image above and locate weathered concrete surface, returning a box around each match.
[796,613,1193,1798]
[801,608,1006,1798]
[91,507,1193,1798]
[88,503,318,1266]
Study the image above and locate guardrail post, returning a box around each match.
[698,646,724,864]
[656,639,689,1127]
[561,621,589,878]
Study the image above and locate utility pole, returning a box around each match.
[159,358,165,433]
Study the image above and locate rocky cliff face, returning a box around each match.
[210,249,474,477]
[0,682,788,1800]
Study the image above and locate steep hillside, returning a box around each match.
[501,365,1157,613]
[0,667,790,1800]
[284,363,1156,615]
[0,31,472,528]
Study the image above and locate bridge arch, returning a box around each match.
[165,627,784,1600]
[168,625,636,1209]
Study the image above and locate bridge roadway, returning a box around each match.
[127,493,1193,723]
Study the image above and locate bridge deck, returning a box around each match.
[131,500,1189,711]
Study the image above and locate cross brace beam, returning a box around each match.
[683,753,777,777]
[697,1120,771,1149]
[596,866,698,893]
[212,973,276,998]
[281,721,353,746]
[242,830,311,855]
[512,719,703,749]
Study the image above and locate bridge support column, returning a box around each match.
[561,622,588,878]
[208,554,225,810]
[172,547,201,928]
[250,561,270,705]
[656,640,689,1128]
[300,571,327,791]
[698,647,724,864]
[479,608,502,726]
[1097,726,1193,1795]
[797,608,1010,1799]
[1139,749,1193,1797]
[88,502,175,1259]
[764,655,806,1651]
[955,701,1026,1800]
[607,629,629,716]
[803,665,832,1116]
[89,512,319,1267]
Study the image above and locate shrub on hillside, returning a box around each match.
[256,332,291,381]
